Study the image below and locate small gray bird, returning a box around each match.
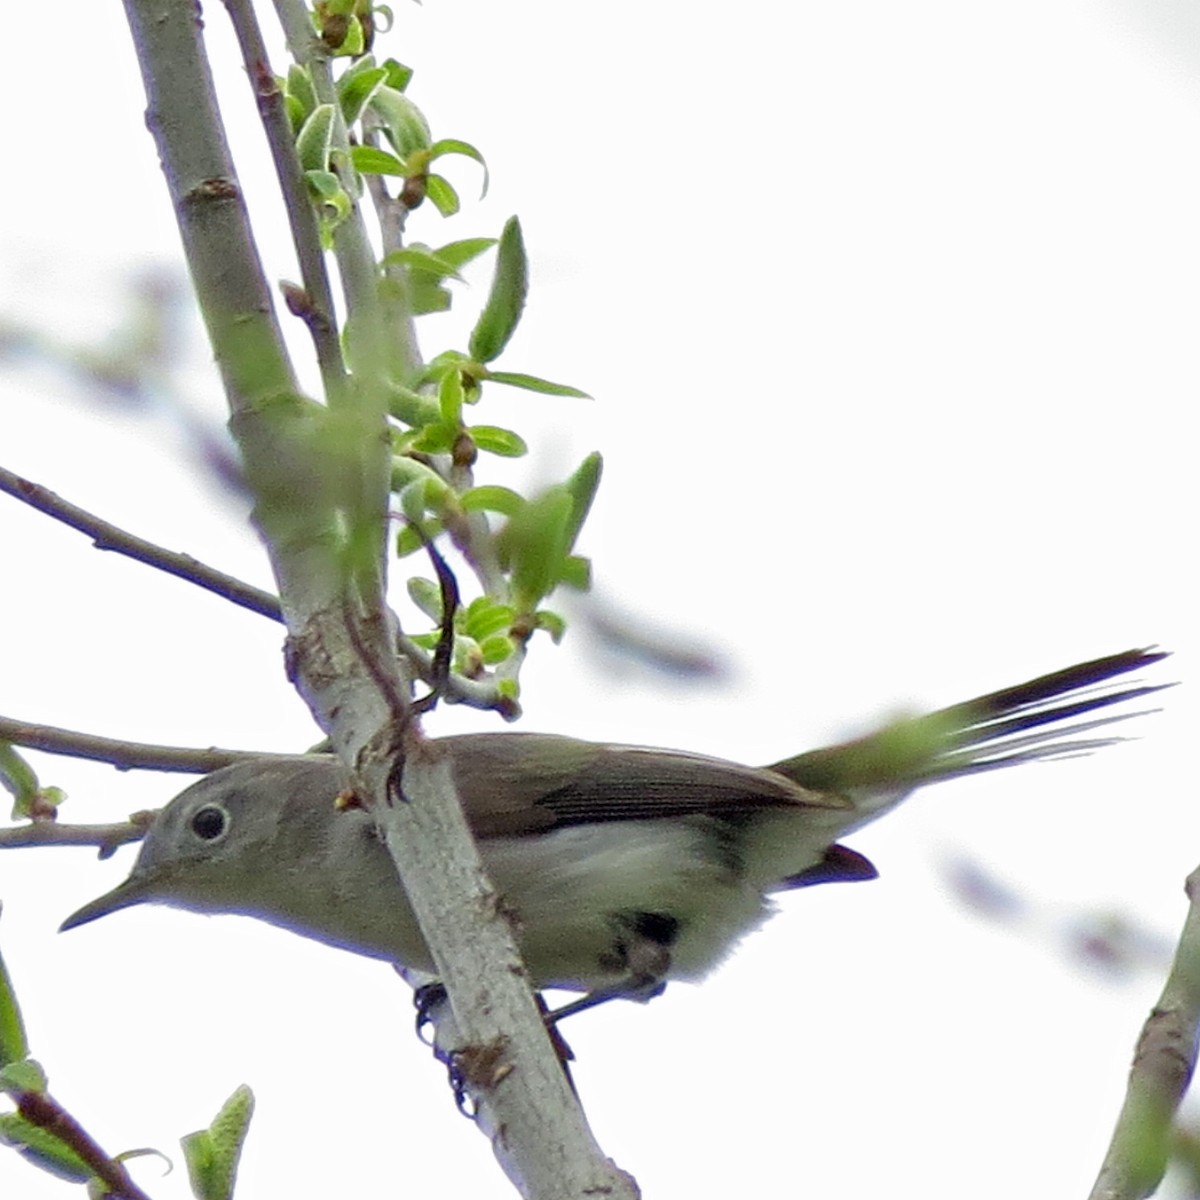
[63,649,1166,1005]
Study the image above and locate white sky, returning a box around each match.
[2,1,1198,1197]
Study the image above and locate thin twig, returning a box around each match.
[3,458,511,710]
[15,1090,154,1200]
[0,716,270,773]
[0,466,282,621]
[1088,865,1200,1200]
[273,0,413,388]
[0,817,154,856]
[222,0,348,400]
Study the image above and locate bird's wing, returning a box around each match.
[444,732,849,839]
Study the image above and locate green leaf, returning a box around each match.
[397,519,443,557]
[0,1114,93,1184]
[429,138,489,198]
[350,145,407,176]
[409,422,457,454]
[425,348,470,373]
[285,65,317,128]
[386,385,440,428]
[330,14,366,56]
[295,103,336,172]
[459,485,525,516]
[485,371,591,399]
[337,60,387,125]
[468,216,528,363]
[502,486,573,611]
[407,577,444,623]
[181,1085,254,1200]
[381,57,413,92]
[0,1058,46,1095]
[558,554,592,591]
[430,237,497,271]
[535,609,568,643]
[284,94,306,134]
[1,744,39,818]
[468,425,527,458]
[390,454,444,492]
[438,369,465,424]
[479,634,515,665]
[464,597,516,641]
[0,940,29,1067]
[562,451,603,550]
[369,87,431,157]
[305,169,347,208]
[424,174,460,217]
[407,280,452,315]
[382,246,465,280]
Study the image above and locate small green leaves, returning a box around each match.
[349,145,407,177]
[459,485,524,516]
[491,454,602,612]
[2,745,37,821]
[336,57,387,125]
[429,138,489,198]
[502,486,573,613]
[295,104,336,173]
[428,237,497,272]
[464,596,516,642]
[468,426,527,457]
[468,217,528,363]
[407,577,445,623]
[381,57,412,92]
[0,1059,46,1096]
[396,518,444,558]
[563,451,602,548]
[386,385,440,428]
[370,87,431,158]
[0,1113,93,1185]
[181,1085,255,1200]
[383,241,491,317]
[284,65,317,132]
[438,368,465,424]
[0,942,29,1069]
[485,371,590,398]
[535,610,568,643]
[424,174,460,217]
[383,246,466,280]
[1,745,64,821]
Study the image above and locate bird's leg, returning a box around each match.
[547,912,675,1023]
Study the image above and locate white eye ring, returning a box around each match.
[190,804,229,842]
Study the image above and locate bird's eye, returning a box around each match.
[190,805,229,841]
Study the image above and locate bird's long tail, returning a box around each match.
[768,648,1169,798]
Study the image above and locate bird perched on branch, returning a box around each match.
[63,648,1167,1013]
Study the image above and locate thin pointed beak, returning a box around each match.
[60,876,157,932]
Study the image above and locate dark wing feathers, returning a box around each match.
[445,732,844,838]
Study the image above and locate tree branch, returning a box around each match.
[1,464,515,713]
[0,715,266,774]
[1088,865,1200,1200]
[0,465,282,621]
[222,0,348,401]
[13,1090,153,1200]
[118,5,635,1198]
[0,817,154,856]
